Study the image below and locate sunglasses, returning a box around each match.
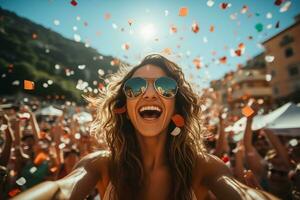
[123,76,178,99]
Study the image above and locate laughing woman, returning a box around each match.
[13,54,278,200]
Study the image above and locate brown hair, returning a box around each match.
[89,54,206,200]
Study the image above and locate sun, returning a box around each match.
[139,23,156,40]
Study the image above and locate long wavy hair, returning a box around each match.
[89,54,206,200]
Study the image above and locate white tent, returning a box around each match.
[226,102,300,140]
[35,105,63,116]
[73,111,93,124]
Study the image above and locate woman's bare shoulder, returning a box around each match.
[73,150,111,177]
[194,153,231,184]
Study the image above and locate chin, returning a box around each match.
[136,127,167,137]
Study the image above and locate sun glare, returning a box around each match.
[139,23,156,40]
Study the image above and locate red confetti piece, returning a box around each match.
[192,22,199,33]
[70,0,77,6]
[179,7,188,16]
[220,3,229,10]
[34,152,48,165]
[274,0,283,6]
[8,189,21,197]
[219,56,227,64]
[221,155,229,163]
[235,49,242,56]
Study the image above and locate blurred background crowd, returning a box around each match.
[0,96,299,200]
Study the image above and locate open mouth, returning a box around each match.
[138,106,162,120]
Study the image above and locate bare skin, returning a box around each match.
[13,65,279,200]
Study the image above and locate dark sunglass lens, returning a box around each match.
[124,77,147,98]
[155,77,177,98]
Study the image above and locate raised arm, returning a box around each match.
[243,115,265,178]
[12,151,106,200]
[200,154,279,200]
[214,115,229,158]
[0,114,14,166]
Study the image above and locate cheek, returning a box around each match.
[126,100,137,120]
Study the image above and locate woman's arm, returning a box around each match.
[200,154,279,200]
[12,151,107,200]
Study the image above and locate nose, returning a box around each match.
[142,82,158,100]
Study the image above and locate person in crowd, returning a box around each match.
[12,54,279,200]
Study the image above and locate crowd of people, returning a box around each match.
[0,55,300,200]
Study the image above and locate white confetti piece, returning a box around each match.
[98,69,105,76]
[53,19,60,26]
[73,26,78,31]
[207,0,215,7]
[43,83,48,88]
[266,12,272,19]
[164,10,169,16]
[74,34,81,42]
[280,1,291,13]
[47,80,53,85]
[54,64,60,69]
[16,177,26,186]
[12,80,20,86]
[78,65,86,70]
[265,55,275,62]
[29,167,37,174]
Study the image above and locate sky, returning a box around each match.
[1,0,300,91]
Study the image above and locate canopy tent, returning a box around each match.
[73,111,93,124]
[35,105,63,116]
[226,102,300,140]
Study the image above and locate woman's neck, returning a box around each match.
[136,131,168,172]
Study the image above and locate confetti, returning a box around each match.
[122,43,130,50]
[165,10,169,16]
[70,0,77,6]
[112,23,118,29]
[54,64,60,69]
[170,25,178,34]
[179,7,188,16]
[280,1,291,13]
[203,36,208,43]
[128,19,133,26]
[219,56,227,64]
[76,16,81,21]
[266,74,272,81]
[242,106,254,117]
[16,177,26,186]
[73,26,78,31]
[230,13,238,20]
[12,80,20,86]
[275,21,280,28]
[266,12,272,19]
[255,23,263,32]
[29,167,37,174]
[78,65,86,70]
[193,57,202,69]
[209,25,215,32]
[220,3,231,10]
[73,34,81,42]
[240,5,248,14]
[192,22,199,33]
[43,83,48,88]
[83,21,88,27]
[104,13,111,20]
[274,0,283,6]
[53,19,60,26]
[34,152,48,165]
[8,189,21,197]
[207,0,215,7]
[265,55,275,62]
[47,80,53,85]
[98,69,105,76]
[24,80,35,90]
[267,24,272,29]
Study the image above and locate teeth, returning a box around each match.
[139,106,162,112]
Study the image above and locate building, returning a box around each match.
[263,14,300,104]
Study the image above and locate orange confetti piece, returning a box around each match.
[220,2,229,9]
[162,48,172,55]
[50,166,58,173]
[242,106,254,117]
[209,25,215,32]
[24,80,35,90]
[34,152,48,165]
[235,49,242,56]
[192,22,199,33]
[179,7,188,16]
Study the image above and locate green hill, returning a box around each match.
[0,7,121,103]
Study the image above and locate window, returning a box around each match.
[289,66,299,76]
[280,35,294,47]
[285,47,294,58]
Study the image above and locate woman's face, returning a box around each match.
[126,64,176,137]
